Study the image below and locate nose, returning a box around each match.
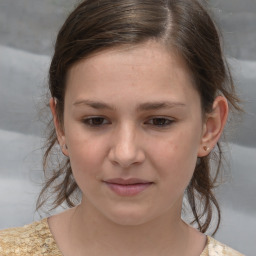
[108,123,145,168]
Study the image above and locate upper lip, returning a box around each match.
[104,178,153,185]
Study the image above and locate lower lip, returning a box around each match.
[104,182,153,196]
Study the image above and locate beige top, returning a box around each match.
[0,219,244,256]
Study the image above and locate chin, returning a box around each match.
[108,214,151,226]
[101,204,157,226]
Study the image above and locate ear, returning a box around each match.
[49,98,69,157]
[198,96,229,157]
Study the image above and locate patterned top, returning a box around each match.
[0,219,244,256]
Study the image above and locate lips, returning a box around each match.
[103,178,154,196]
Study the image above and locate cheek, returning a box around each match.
[150,129,199,184]
[66,130,107,178]
[67,139,106,198]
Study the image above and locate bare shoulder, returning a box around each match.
[0,219,62,256]
[201,236,245,256]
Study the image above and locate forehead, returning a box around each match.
[65,41,199,106]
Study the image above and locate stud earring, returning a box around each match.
[203,146,210,151]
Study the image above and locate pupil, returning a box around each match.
[93,118,103,125]
[153,118,166,125]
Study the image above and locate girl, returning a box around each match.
[0,0,244,255]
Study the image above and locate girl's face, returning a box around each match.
[55,41,208,225]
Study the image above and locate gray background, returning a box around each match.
[0,0,255,255]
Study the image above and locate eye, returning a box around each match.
[82,117,109,127]
[146,117,174,127]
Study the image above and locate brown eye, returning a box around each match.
[146,118,173,127]
[83,117,109,126]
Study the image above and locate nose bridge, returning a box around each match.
[116,122,137,156]
[109,121,144,167]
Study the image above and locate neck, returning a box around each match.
[68,197,191,256]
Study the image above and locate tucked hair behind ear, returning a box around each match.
[37,0,242,235]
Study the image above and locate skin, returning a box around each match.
[49,41,228,256]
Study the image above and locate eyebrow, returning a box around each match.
[137,102,186,111]
[73,99,116,110]
[73,99,186,111]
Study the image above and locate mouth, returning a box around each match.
[103,178,154,196]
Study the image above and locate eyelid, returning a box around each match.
[145,116,175,127]
[82,116,110,127]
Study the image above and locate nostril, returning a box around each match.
[107,129,146,167]
[108,146,146,168]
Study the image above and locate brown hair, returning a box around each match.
[37,0,242,235]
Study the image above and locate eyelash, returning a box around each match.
[145,118,174,127]
[82,117,109,127]
[82,117,174,128]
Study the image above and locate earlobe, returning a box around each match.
[49,98,69,157]
[198,96,229,157]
